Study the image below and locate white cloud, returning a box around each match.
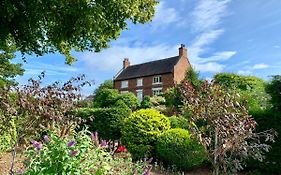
[274,45,280,48]
[191,0,231,32]
[237,70,252,75]
[151,2,179,28]
[252,63,269,69]
[188,0,234,73]
[194,62,225,73]
[79,44,178,72]
[24,62,79,76]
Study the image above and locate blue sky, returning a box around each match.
[15,0,281,96]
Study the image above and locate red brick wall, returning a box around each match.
[114,73,174,96]
[173,55,191,84]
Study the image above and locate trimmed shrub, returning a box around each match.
[117,92,140,110]
[169,116,189,129]
[156,128,207,170]
[121,109,170,160]
[74,107,131,140]
[140,96,152,109]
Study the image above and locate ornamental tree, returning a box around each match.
[0,0,158,64]
[0,73,90,174]
[179,80,276,175]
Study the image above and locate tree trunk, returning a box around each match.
[213,128,219,175]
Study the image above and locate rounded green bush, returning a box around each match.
[156,128,207,170]
[169,116,190,129]
[121,109,170,160]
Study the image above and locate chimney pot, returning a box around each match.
[123,58,130,69]
[179,44,187,58]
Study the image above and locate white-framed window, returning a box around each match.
[137,78,143,87]
[136,89,143,101]
[121,80,128,88]
[120,91,128,94]
[153,76,162,84]
[152,87,162,96]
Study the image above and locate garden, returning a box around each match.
[0,70,280,175]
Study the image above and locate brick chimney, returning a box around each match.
[123,58,130,69]
[179,44,187,58]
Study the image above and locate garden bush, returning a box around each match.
[156,128,207,170]
[74,107,131,140]
[247,109,281,174]
[93,88,140,110]
[140,96,152,109]
[121,109,170,160]
[169,116,190,129]
[22,129,149,175]
[0,119,16,155]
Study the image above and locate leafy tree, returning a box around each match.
[0,74,89,174]
[266,75,281,111]
[93,89,139,110]
[214,73,270,113]
[184,67,204,90]
[94,80,113,96]
[0,0,158,64]
[0,40,24,88]
[179,81,276,175]
[93,89,119,108]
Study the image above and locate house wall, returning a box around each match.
[173,55,191,84]
[114,73,174,96]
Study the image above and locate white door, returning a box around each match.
[136,90,143,101]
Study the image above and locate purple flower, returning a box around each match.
[69,150,79,157]
[100,140,108,147]
[31,140,42,150]
[67,140,75,148]
[43,135,50,143]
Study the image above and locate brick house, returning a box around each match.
[113,44,191,101]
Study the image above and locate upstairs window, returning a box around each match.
[137,78,143,87]
[153,76,162,84]
[121,80,128,88]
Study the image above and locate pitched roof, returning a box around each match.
[114,56,180,80]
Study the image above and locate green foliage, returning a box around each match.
[93,89,120,108]
[247,110,281,173]
[0,40,24,88]
[156,128,207,170]
[0,118,16,155]
[184,67,204,90]
[94,80,113,96]
[266,75,281,111]
[214,73,270,113]
[140,96,152,109]
[0,0,158,64]
[163,88,183,116]
[121,109,170,160]
[179,81,276,174]
[74,107,131,140]
[117,92,140,110]
[150,96,167,113]
[23,129,148,175]
[169,116,189,130]
[93,89,139,110]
